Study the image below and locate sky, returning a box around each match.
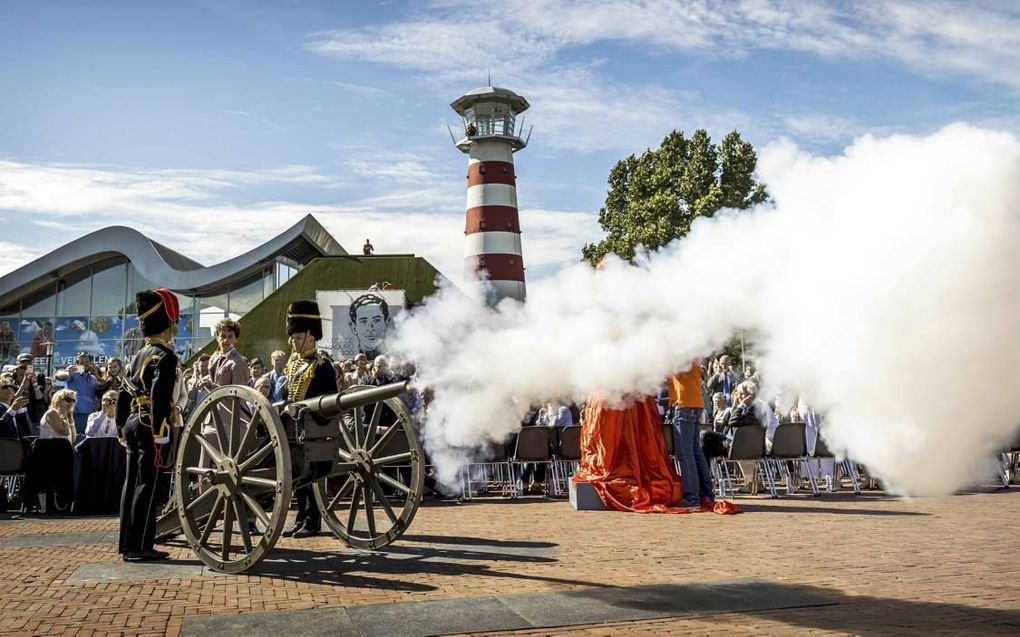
[1,0,1019,282]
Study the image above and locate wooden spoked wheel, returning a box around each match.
[312,385,424,550]
[174,385,291,573]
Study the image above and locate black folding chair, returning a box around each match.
[999,430,1020,487]
[550,425,581,495]
[727,426,777,498]
[661,423,682,475]
[511,427,555,497]
[0,438,26,512]
[27,438,75,513]
[770,423,819,496]
[812,434,862,494]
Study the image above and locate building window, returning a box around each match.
[227,276,264,315]
[56,269,92,317]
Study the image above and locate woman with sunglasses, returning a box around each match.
[40,389,77,444]
[85,390,120,438]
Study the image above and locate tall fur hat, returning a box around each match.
[286,299,322,340]
[136,288,180,337]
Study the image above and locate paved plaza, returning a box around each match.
[1,486,1018,636]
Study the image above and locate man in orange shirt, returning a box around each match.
[668,360,714,508]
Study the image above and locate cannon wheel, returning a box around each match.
[174,385,292,573]
[312,385,424,550]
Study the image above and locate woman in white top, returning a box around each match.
[85,390,120,438]
[41,389,77,444]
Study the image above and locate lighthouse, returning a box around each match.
[451,86,531,304]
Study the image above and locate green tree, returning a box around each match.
[582,129,768,265]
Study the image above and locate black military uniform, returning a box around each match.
[282,299,337,537]
[118,289,180,561]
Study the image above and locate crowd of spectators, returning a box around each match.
[2,315,841,513]
[0,313,430,513]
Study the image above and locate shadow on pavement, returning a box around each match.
[220,537,612,592]
[400,534,557,548]
[735,504,929,516]
[596,580,1020,635]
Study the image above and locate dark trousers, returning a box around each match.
[521,463,547,484]
[294,485,321,531]
[119,415,159,555]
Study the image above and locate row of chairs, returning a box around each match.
[461,425,581,499]
[700,423,862,499]
[999,432,1020,487]
[459,422,866,501]
[0,436,75,513]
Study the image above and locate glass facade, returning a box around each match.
[0,259,288,368]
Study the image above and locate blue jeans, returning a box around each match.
[672,408,713,505]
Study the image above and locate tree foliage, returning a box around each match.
[582,129,769,265]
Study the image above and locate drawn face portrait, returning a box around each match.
[350,300,387,352]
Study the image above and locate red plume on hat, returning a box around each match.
[153,288,180,324]
[136,288,179,336]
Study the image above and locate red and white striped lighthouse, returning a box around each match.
[451,86,531,305]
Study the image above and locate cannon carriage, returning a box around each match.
[165,381,424,573]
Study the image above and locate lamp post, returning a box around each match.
[43,340,55,379]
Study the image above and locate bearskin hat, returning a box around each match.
[136,288,180,337]
[286,299,322,340]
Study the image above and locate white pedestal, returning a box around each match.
[569,480,606,511]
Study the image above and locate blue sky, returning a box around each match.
[1,0,1018,281]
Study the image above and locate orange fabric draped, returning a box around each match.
[572,395,741,515]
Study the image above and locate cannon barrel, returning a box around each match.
[285,381,409,420]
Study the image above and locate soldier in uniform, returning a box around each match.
[118,288,180,561]
[281,299,337,538]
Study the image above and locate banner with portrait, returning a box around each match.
[316,289,406,361]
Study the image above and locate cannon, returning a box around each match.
[166,381,424,573]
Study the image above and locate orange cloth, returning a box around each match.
[667,361,704,408]
[572,394,741,515]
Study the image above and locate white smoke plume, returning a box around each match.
[389,123,1020,496]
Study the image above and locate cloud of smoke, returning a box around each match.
[389,123,1020,496]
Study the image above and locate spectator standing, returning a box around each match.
[207,319,249,387]
[41,389,77,443]
[264,350,288,403]
[13,353,45,426]
[96,357,126,398]
[248,357,265,383]
[362,239,374,255]
[0,376,31,438]
[85,390,120,437]
[668,360,714,508]
[202,319,250,451]
[54,352,99,437]
[706,355,742,405]
[186,353,212,414]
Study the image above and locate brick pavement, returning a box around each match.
[1,487,1018,636]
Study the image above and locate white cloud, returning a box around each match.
[346,159,435,183]
[0,241,41,278]
[305,0,1020,154]
[780,113,861,144]
[325,80,388,97]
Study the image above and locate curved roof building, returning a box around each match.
[0,215,439,369]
